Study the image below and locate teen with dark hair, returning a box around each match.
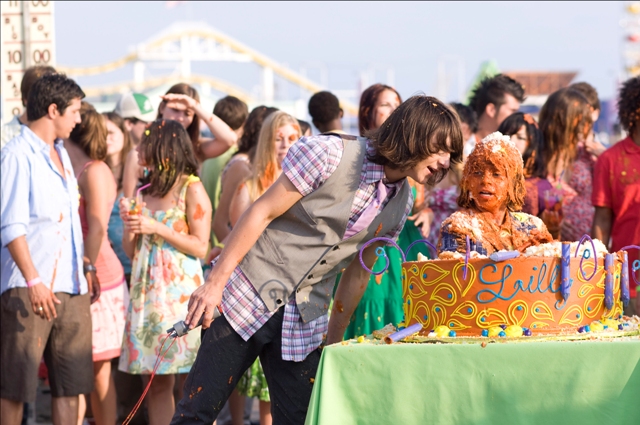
[467,74,525,153]
[410,103,475,243]
[227,111,302,425]
[451,102,477,160]
[119,119,211,425]
[121,83,238,198]
[539,87,594,241]
[171,95,462,425]
[450,103,477,137]
[498,113,545,178]
[308,91,343,134]
[1,65,57,148]
[67,104,127,425]
[207,104,278,425]
[114,92,156,146]
[592,76,640,316]
[1,73,95,425]
[297,119,312,136]
[213,96,249,131]
[345,83,419,340]
[358,83,401,136]
[201,96,249,248]
[211,106,278,253]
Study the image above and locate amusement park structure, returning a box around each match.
[56,21,360,116]
[622,1,640,78]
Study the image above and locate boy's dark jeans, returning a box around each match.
[171,307,320,425]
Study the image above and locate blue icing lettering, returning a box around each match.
[548,265,561,293]
[476,262,565,306]
[476,263,517,303]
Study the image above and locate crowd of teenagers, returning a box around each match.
[1,65,639,425]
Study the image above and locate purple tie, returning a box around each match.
[344,180,389,239]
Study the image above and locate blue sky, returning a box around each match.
[55,1,622,101]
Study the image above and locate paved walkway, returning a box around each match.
[29,380,261,425]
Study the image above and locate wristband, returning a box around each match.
[26,277,42,287]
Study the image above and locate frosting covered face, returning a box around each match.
[467,160,509,214]
[459,132,526,214]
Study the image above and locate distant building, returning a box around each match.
[505,71,577,117]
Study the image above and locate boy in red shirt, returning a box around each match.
[592,76,640,316]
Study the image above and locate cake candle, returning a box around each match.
[489,251,520,262]
[604,253,615,311]
[621,251,630,307]
[561,242,571,302]
[384,323,422,344]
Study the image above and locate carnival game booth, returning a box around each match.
[305,237,640,425]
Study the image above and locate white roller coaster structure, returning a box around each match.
[58,21,359,115]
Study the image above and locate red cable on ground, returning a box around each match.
[122,334,177,425]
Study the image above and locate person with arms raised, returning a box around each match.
[121,83,238,198]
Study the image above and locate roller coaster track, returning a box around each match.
[57,23,359,115]
[79,74,253,104]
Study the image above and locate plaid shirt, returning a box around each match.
[220,135,413,361]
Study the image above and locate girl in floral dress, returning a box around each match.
[119,119,212,425]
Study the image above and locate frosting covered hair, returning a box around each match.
[457,131,526,212]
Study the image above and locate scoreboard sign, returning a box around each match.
[1,0,56,124]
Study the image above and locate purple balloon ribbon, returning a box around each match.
[604,253,615,310]
[621,251,630,307]
[620,245,640,286]
[574,234,598,281]
[561,242,572,302]
[463,235,470,280]
[405,239,437,261]
[358,237,406,275]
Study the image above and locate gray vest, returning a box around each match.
[239,135,411,322]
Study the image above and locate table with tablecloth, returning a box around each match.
[305,339,640,425]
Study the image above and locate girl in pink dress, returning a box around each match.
[67,103,128,425]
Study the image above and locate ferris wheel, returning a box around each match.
[621,2,640,78]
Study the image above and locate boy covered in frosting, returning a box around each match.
[438,132,552,257]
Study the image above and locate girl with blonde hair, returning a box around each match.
[229,111,302,225]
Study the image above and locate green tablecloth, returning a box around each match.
[305,340,640,425]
